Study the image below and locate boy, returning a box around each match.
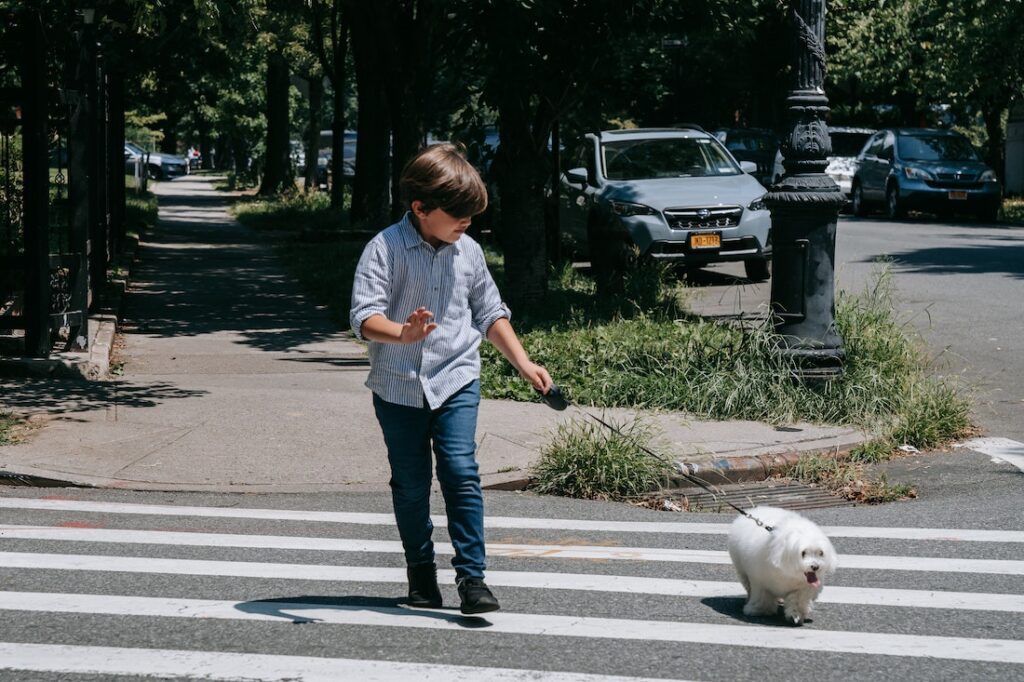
[350,143,552,614]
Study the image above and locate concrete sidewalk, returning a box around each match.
[0,175,864,493]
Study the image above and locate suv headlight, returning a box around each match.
[903,166,935,181]
[747,195,767,211]
[609,200,658,217]
[980,169,998,182]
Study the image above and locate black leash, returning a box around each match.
[540,384,773,533]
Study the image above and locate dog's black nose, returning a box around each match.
[810,564,820,572]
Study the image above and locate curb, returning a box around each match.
[672,441,861,488]
[0,436,866,494]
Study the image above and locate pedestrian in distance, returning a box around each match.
[350,142,553,614]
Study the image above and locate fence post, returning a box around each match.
[107,67,126,255]
[69,13,94,324]
[20,9,50,357]
[89,42,108,304]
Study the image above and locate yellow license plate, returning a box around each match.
[948,191,968,200]
[690,233,721,249]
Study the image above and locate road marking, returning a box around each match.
[3,550,1021,613]
[2,525,1022,575]
[958,437,1024,473]
[2,591,1023,664]
[1,498,1021,543]
[0,642,676,682]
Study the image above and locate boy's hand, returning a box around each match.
[518,361,553,394]
[400,307,438,344]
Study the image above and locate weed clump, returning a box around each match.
[532,416,674,500]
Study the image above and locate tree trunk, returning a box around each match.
[349,6,391,227]
[231,136,249,179]
[982,101,1007,184]
[259,48,294,196]
[498,154,548,307]
[496,103,549,306]
[304,76,323,192]
[329,15,348,210]
[199,125,212,170]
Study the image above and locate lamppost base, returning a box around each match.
[778,344,845,382]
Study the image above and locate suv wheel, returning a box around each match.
[851,182,867,217]
[886,184,907,220]
[744,258,771,282]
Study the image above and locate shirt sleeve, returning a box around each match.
[468,244,510,336]
[349,237,392,341]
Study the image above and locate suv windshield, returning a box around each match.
[125,142,146,155]
[898,135,979,162]
[830,132,872,157]
[603,138,739,180]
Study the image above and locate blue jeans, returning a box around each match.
[372,380,485,581]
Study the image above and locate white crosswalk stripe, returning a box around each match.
[0,642,681,682]
[3,524,1022,574]
[2,591,1023,664]
[3,497,1022,542]
[2,551,1022,613]
[1,495,1023,680]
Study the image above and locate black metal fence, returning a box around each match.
[0,7,130,359]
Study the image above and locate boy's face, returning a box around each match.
[411,201,472,247]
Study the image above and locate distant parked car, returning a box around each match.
[125,142,188,180]
[713,128,779,187]
[560,127,772,284]
[851,128,1002,221]
[316,130,358,185]
[825,126,875,198]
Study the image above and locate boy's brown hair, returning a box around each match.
[399,143,488,218]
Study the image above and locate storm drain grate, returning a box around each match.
[665,481,854,512]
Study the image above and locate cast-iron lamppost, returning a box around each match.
[764,0,846,380]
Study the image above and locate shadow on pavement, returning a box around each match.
[700,596,799,627]
[235,595,494,628]
[0,378,207,414]
[870,242,1024,279]
[122,183,345,354]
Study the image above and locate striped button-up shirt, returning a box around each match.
[350,213,510,409]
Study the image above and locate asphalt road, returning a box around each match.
[0,475,1021,681]
[688,214,1024,442]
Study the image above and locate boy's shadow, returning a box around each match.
[701,596,810,627]
[234,595,494,628]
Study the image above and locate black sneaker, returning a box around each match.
[457,577,500,614]
[407,562,442,608]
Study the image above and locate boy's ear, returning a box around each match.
[410,200,429,218]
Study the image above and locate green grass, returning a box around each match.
[786,454,917,504]
[0,411,21,446]
[125,193,158,233]
[1002,197,1024,225]
[531,415,674,500]
[484,267,971,441]
[233,192,349,234]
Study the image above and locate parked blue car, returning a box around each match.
[851,128,1001,222]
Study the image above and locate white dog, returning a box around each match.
[727,506,837,625]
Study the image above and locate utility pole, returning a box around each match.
[764,0,846,380]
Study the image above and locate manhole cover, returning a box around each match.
[666,481,854,512]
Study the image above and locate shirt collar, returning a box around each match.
[398,211,462,254]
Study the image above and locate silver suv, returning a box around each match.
[559,127,772,284]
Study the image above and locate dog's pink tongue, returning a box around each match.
[805,572,820,586]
